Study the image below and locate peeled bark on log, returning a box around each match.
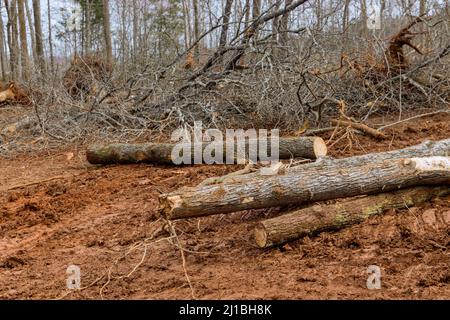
[254,186,450,248]
[86,137,327,165]
[159,156,450,220]
[219,138,450,184]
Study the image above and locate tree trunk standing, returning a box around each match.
[280,0,293,46]
[120,1,127,77]
[132,0,139,62]
[380,0,386,27]
[6,0,20,80]
[315,0,322,29]
[419,0,426,15]
[182,0,190,50]
[192,0,200,62]
[217,0,234,64]
[85,0,92,55]
[18,0,30,81]
[252,0,261,39]
[254,186,450,248]
[102,0,113,66]
[0,4,7,80]
[159,156,450,220]
[32,0,45,75]
[182,0,192,50]
[360,0,367,36]
[47,0,54,75]
[342,0,350,32]
[24,0,37,65]
[271,0,280,42]
[244,0,251,29]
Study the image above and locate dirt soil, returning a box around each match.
[0,113,449,300]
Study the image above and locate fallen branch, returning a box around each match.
[254,186,450,248]
[198,162,257,186]
[330,119,388,140]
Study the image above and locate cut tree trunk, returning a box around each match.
[254,186,450,248]
[86,137,327,165]
[159,156,450,220]
[216,138,450,184]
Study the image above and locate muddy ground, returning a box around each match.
[0,113,449,299]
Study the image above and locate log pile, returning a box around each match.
[158,138,450,247]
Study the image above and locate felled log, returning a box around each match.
[216,138,450,184]
[254,186,450,248]
[86,136,327,165]
[159,156,450,220]
[330,119,388,139]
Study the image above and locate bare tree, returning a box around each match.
[47,0,54,75]
[218,0,234,63]
[4,0,19,80]
[192,0,200,61]
[252,0,261,39]
[32,0,45,74]
[0,2,7,80]
[102,0,113,65]
[25,0,37,65]
[18,0,30,80]
[280,0,294,45]
[419,0,427,15]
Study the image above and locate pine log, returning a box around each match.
[86,137,327,165]
[159,156,450,220]
[216,138,450,184]
[254,186,450,248]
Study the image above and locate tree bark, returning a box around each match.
[102,0,113,66]
[17,0,29,80]
[0,3,7,80]
[271,0,280,41]
[280,0,293,45]
[86,137,327,165]
[5,0,19,80]
[419,0,427,15]
[32,0,45,75]
[219,138,450,184]
[46,0,54,75]
[24,0,36,65]
[192,0,200,62]
[217,0,234,64]
[159,156,450,220]
[254,186,450,248]
[252,0,261,39]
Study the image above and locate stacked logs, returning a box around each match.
[157,138,450,248]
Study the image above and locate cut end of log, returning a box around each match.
[254,224,268,248]
[313,137,328,158]
[410,156,450,171]
[86,145,104,164]
[159,194,183,219]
